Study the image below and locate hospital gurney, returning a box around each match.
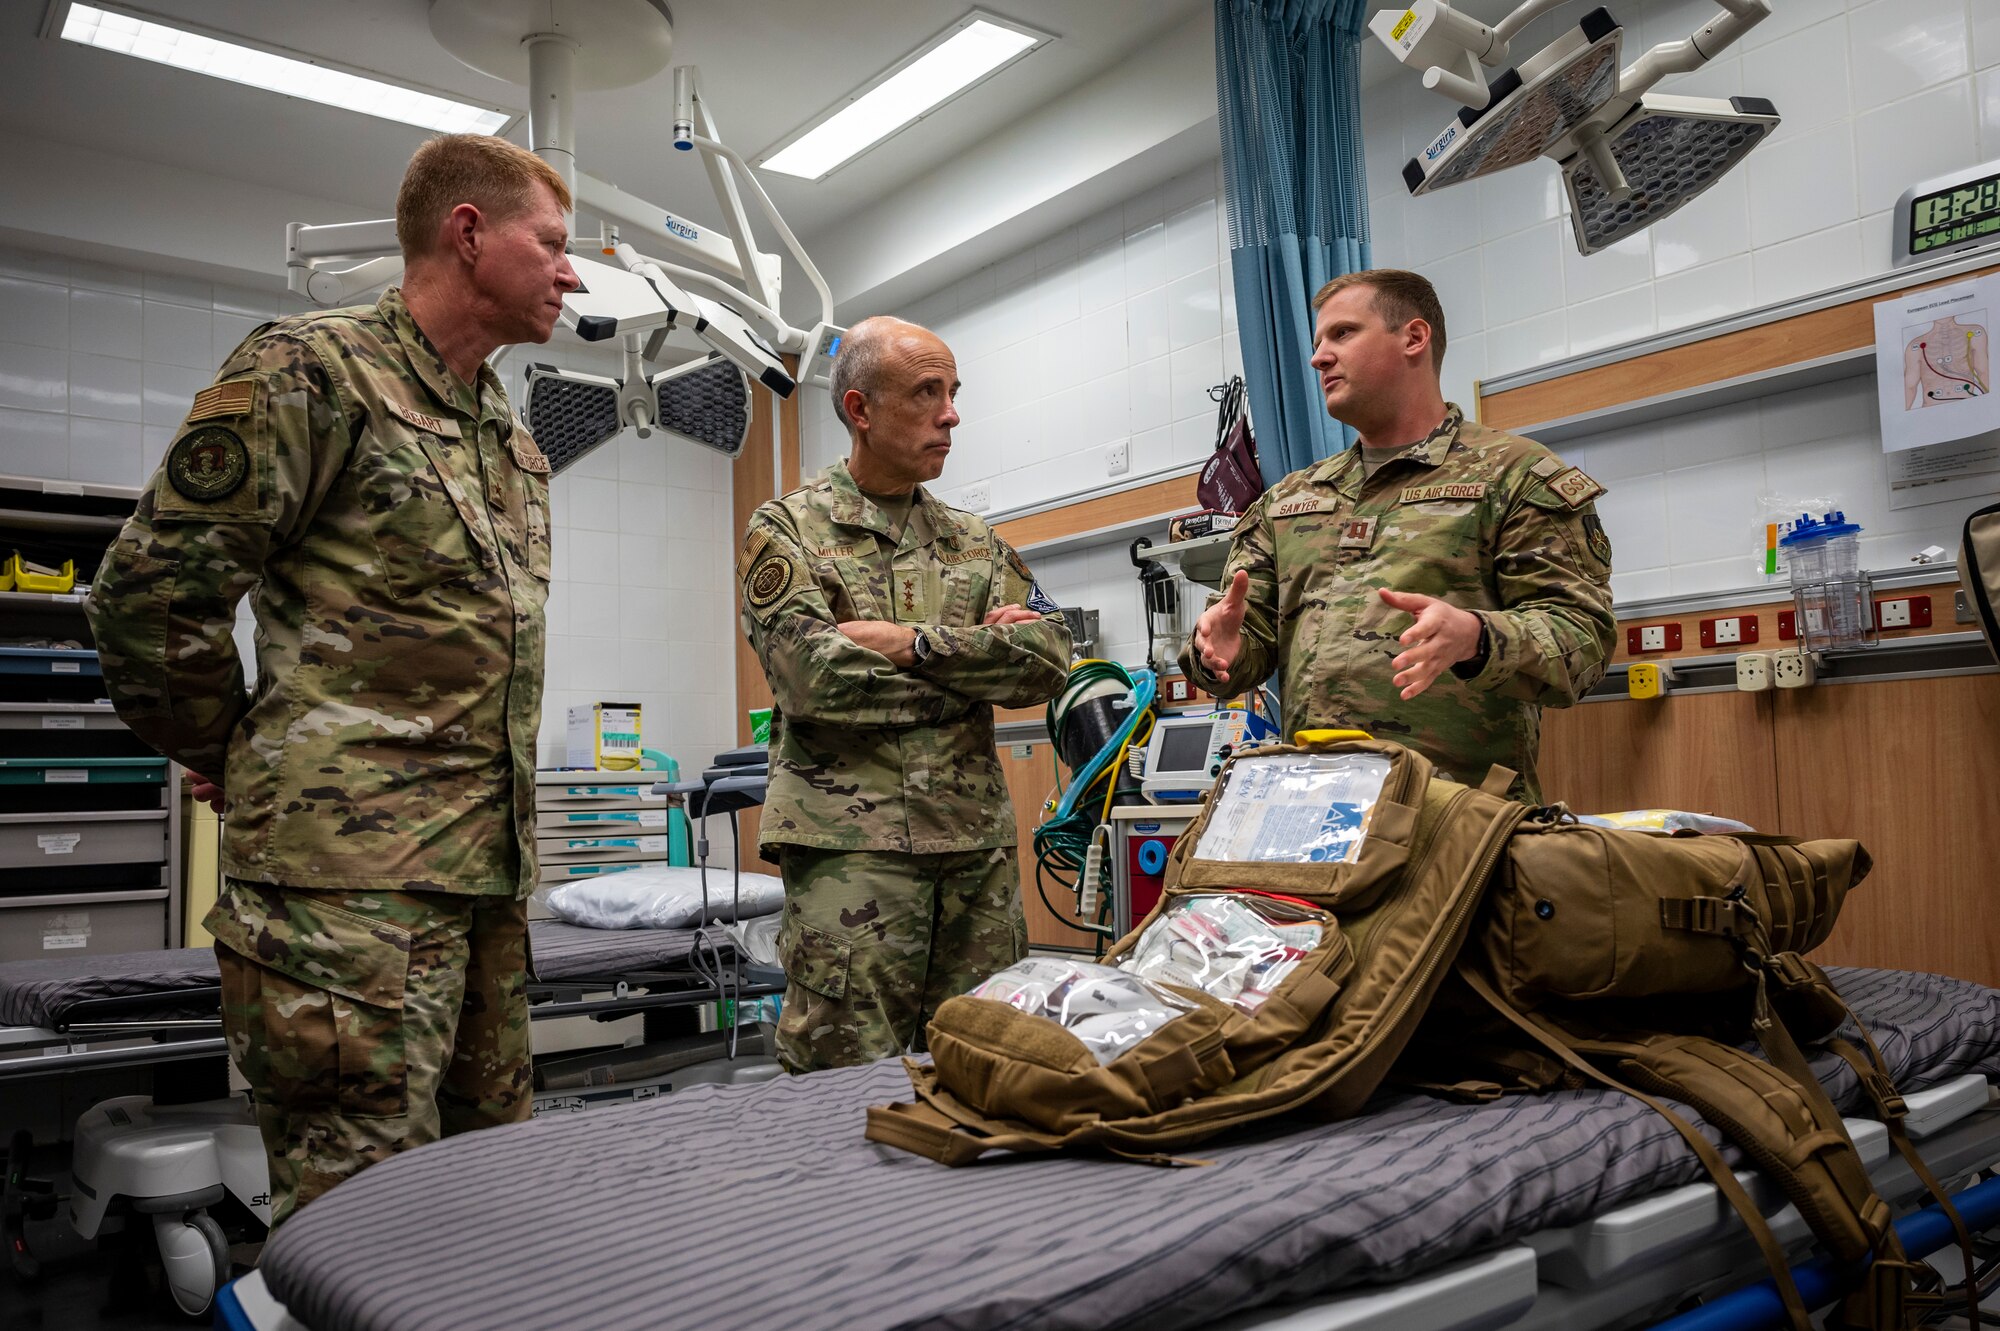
[0,919,780,1082]
[215,966,2000,1331]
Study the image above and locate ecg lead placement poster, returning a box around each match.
[1874,272,1999,454]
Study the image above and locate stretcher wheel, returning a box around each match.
[155,1209,230,1318]
[4,1128,44,1280]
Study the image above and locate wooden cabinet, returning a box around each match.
[997,736,1103,951]
[1541,672,2000,988]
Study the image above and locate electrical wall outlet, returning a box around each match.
[1700,615,1758,648]
[961,481,991,513]
[1106,440,1131,476]
[1874,595,1931,630]
[1736,651,1772,692]
[1627,661,1671,699]
[1625,622,1682,654]
[1166,676,1191,703]
[1771,648,1815,689]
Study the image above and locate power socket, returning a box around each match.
[1106,440,1131,476]
[961,481,991,513]
[1736,651,1772,692]
[1771,648,1815,689]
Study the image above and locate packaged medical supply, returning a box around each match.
[969,958,1194,1064]
[567,702,643,770]
[1576,809,1756,834]
[539,863,784,929]
[1121,893,1325,1013]
[1191,751,1391,864]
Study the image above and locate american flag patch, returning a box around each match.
[186,380,255,422]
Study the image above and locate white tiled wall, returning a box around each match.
[800,162,1243,518]
[1362,0,2000,600]
[0,240,737,776]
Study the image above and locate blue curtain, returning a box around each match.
[1217,0,1371,485]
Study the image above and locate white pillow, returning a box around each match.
[540,864,786,930]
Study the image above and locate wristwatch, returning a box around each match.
[910,627,934,665]
[1451,617,1491,680]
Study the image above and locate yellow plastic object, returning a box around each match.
[0,557,12,592]
[1293,728,1374,746]
[182,784,222,948]
[8,553,75,593]
[1626,662,1668,699]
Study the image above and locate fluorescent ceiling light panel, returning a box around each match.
[57,3,512,135]
[760,13,1047,181]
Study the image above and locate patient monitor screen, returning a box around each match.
[1156,722,1211,775]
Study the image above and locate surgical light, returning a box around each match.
[56,3,511,135]
[758,13,1046,181]
[1376,0,1780,255]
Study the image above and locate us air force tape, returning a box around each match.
[746,554,794,611]
[166,426,250,502]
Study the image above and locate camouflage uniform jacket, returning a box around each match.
[1179,405,1615,802]
[87,288,551,896]
[740,460,1072,854]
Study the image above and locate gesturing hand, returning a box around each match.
[1380,588,1483,700]
[1192,569,1251,683]
[838,619,919,667]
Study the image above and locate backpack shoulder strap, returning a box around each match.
[1457,964,1818,1331]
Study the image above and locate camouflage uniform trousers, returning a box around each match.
[774,846,1026,1073]
[211,878,530,1227]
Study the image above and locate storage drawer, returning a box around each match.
[535,805,670,834]
[0,890,170,962]
[536,834,669,866]
[0,811,167,869]
[535,860,649,887]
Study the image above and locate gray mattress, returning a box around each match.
[0,924,740,1029]
[260,967,2000,1331]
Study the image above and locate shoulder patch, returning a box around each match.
[385,399,462,438]
[186,380,255,423]
[745,554,795,611]
[165,426,250,503]
[1546,466,1606,509]
[511,428,550,475]
[1528,456,1566,479]
[736,528,771,585]
[1003,543,1034,583]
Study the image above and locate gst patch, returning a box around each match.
[386,399,462,438]
[1337,516,1377,550]
[1400,483,1487,504]
[1547,467,1606,509]
[185,380,255,423]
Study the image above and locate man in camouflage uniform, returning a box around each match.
[87,134,579,1224]
[741,316,1072,1072]
[1181,270,1616,802]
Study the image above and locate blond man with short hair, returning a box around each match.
[1181,269,1617,802]
[89,134,580,1223]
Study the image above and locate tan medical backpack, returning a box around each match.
[864,736,1981,1330]
[1960,499,2000,658]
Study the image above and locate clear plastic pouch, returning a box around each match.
[1191,752,1392,864]
[1121,894,1325,1013]
[969,958,1195,1064]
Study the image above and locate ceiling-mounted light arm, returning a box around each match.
[618,335,658,437]
[1369,1,1509,110]
[1491,0,1570,45]
[285,220,404,304]
[672,80,835,330]
[1618,0,1768,100]
[674,65,777,316]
